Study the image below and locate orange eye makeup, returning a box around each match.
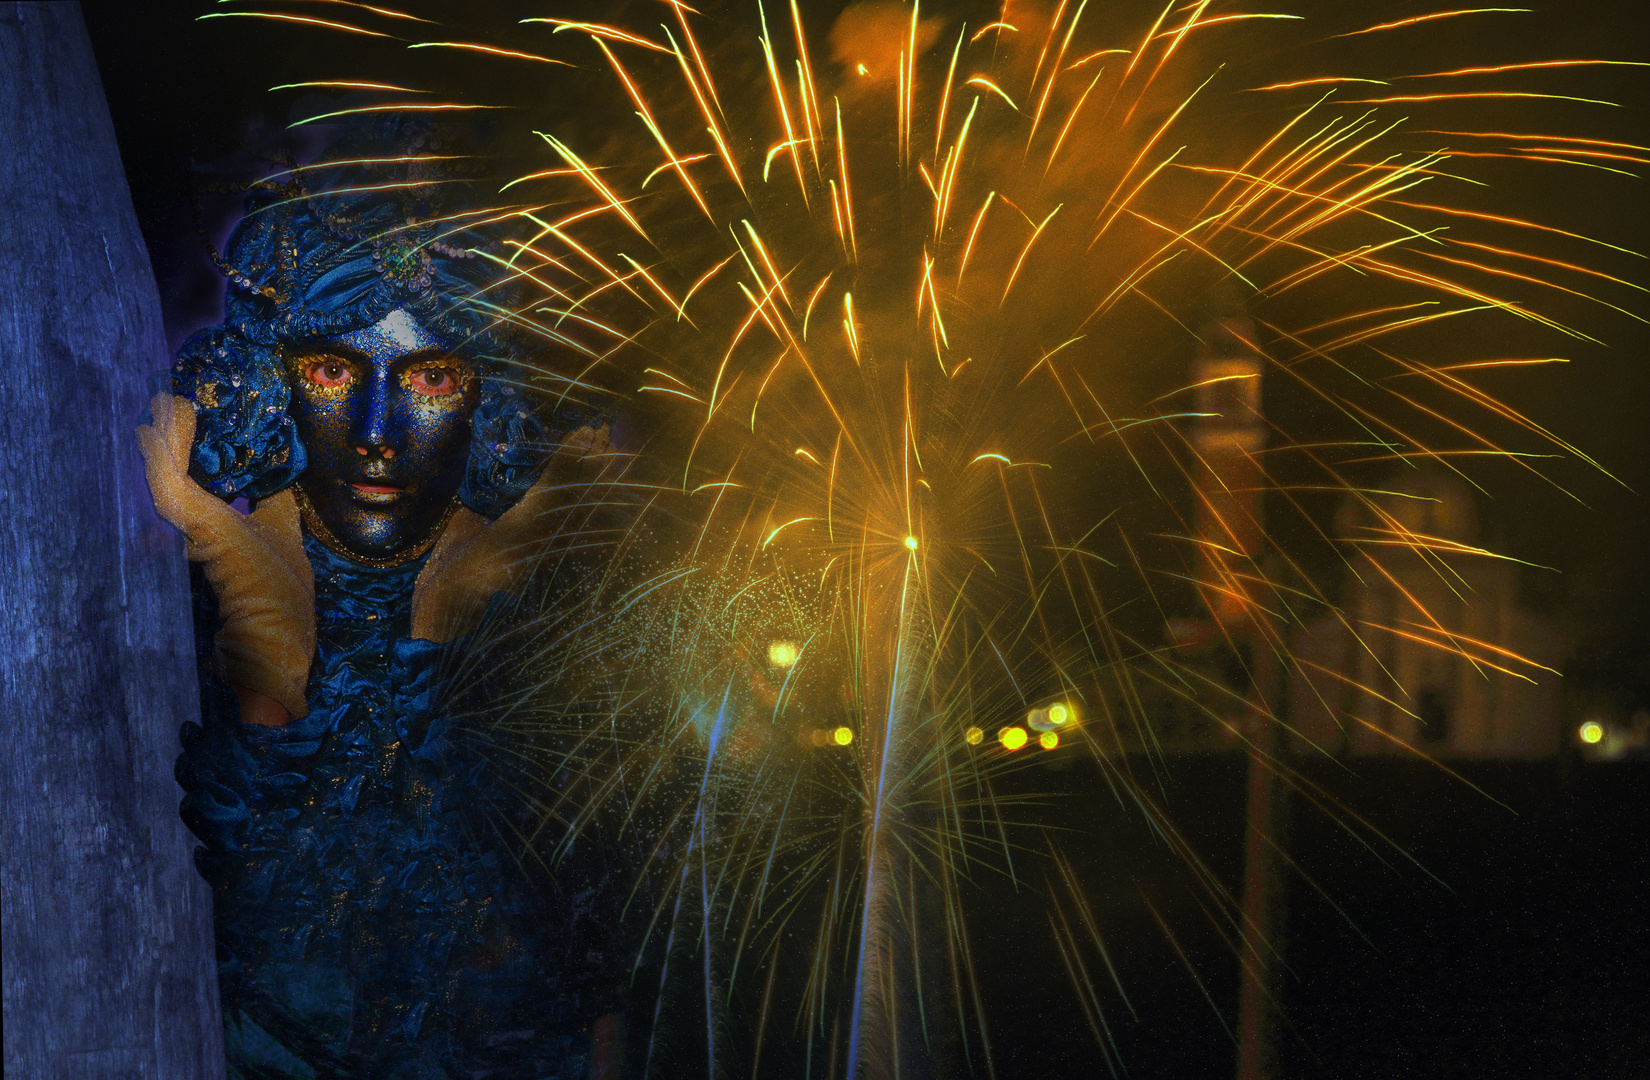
[304,357,355,389]
[402,364,464,398]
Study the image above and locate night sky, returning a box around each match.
[81,2,1650,1076]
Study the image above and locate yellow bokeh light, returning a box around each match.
[999,726,1028,751]
[1047,704,1070,726]
[1039,730,1059,750]
[903,535,919,551]
[833,726,854,746]
[767,641,799,668]
[965,726,984,745]
[1579,721,1604,745]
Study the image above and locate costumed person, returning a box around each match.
[136,126,633,1079]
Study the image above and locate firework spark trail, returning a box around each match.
[231,0,1644,1074]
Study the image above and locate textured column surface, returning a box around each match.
[0,3,224,1077]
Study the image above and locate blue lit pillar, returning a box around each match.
[0,3,223,1076]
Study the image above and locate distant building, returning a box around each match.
[1288,471,1564,759]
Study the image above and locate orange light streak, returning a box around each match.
[288,103,503,128]
[835,99,858,262]
[197,11,395,38]
[1092,72,1213,247]
[1246,77,1388,91]
[1387,200,1648,258]
[827,179,848,257]
[790,0,824,172]
[643,154,713,189]
[593,38,712,221]
[221,0,434,22]
[267,80,427,92]
[1026,0,1089,152]
[842,292,861,363]
[679,254,739,324]
[619,255,689,323]
[934,25,965,162]
[519,18,669,52]
[1450,239,1648,294]
[741,221,794,312]
[903,0,921,169]
[965,77,1019,111]
[251,154,466,185]
[533,131,648,239]
[1066,48,1127,70]
[1120,1,1176,85]
[1345,91,1618,106]
[759,4,809,207]
[1402,58,1650,79]
[1417,130,1650,153]
[802,274,832,339]
[1045,70,1103,172]
[1333,9,1532,39]
[407,41,573,65]
[1001,205,1061,307]
[1416,249,1647,324]
[956,191,995,287]
[937,99,978,234]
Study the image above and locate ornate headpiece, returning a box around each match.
[172,119,576,519]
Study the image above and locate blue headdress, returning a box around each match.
[173,122,569,519]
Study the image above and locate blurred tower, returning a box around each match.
[1188,315,1267,627]
[1183,314,1286,1080]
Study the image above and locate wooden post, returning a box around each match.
[0,4,224,1076]
[1235,642,1287,1080]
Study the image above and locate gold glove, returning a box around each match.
[410,425,617,644]
[136,394,315,720]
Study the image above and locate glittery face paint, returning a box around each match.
[287,310,477,559]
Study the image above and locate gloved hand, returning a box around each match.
[410,425,616,644]
[136,393,315,721]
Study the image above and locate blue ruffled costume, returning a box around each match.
[181,539,605,1079]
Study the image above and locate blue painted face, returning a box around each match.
[287,309,478,559]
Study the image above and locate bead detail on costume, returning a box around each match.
[292,485,459,568]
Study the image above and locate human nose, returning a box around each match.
[351,367,398,459]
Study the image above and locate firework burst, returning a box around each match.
[228,1,1645,1075]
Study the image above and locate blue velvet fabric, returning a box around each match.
[178,534,598,1080]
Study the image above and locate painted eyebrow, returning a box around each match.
[302,345,461,368]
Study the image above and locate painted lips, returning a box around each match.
[350,482,404,503]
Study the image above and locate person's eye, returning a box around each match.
[305,359,354,388]
[407,366,461,397]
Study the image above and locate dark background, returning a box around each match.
[81,2,1649,1076]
